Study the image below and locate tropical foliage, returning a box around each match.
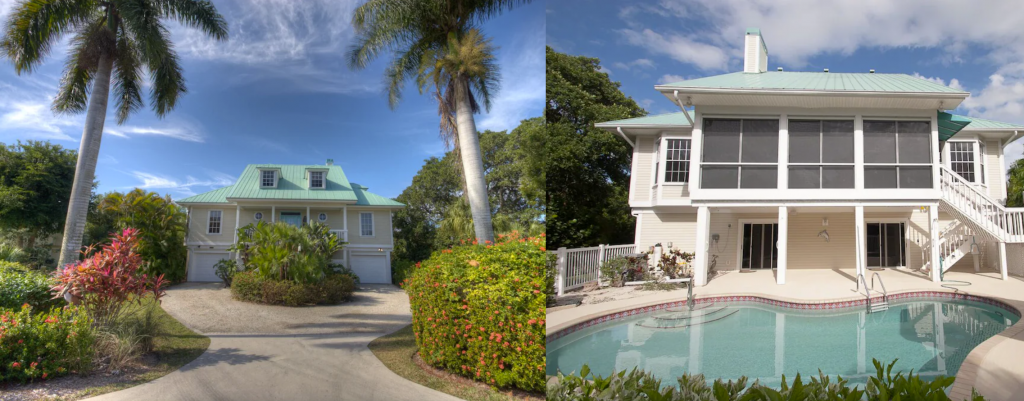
[404,232,548,391]
[393,119,545,276]
[1006,157,1024,207]
[547,47,646,249]
[1,0,228,268]
[231,221,344,285]
[52,228,168,327]
[348,0,531,243]
[214,259,238,287]
[85,189,188,282]
[0,141,77,250]
[0,262,61,310]
[547,360,985,401]
[0,304,95,383]
[230,271,355,307]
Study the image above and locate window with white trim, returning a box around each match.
[254,212,263,221]
[318,212,327,222]
[360,212,374,237]
[863,121,932,189]
[701,118,779,189]
[979,141,987,185]
[208,210,222,234]
[788,120,854,188]
[260,170,276,188]
[948,141,975,182]
[309,171,325,189]
[663,139,691,183]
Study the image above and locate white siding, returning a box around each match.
[636,211,697,253]
[188,206,236,244]
[788,213,856,270]
[984,140,1005,201]
[346,209,393,246]
[661,185,690,200]
[632,137,654,203]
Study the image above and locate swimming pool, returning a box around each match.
[547,294,1019,389]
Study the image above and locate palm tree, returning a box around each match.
[347,0,530,244]
[1,0,228,269]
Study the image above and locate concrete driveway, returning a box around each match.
[86,283,461,401]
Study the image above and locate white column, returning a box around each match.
[689,111,704,195]
[931,113,941,190]
[973,252,981,272]
[271,206,275,223]
[778,114,788,189]
[999,242,1008,280]
[694,206,711,286]
[929,205,941,282]
[854,115,864,189]
[306,206,311,226]
[774,313,785,377]
[777,206,788,285]
[234,206,240,242]
[855,206,865,277]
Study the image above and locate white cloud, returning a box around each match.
[130,171,236,197]
[911,73,964,91]
[105,125,204,143]
[0,101,78,141]
[619,28,729,71]
[598,65,612,75]
[612,58,656,71]
[658,74,687,84]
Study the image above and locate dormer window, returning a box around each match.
[309,171,325,189]
[260,170,277,188]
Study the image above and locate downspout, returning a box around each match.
[616,127,635,147]
[1003,130,1021,149]
[672,90,695,126]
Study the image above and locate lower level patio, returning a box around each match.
[547,266,1024,400]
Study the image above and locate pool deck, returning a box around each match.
[546,266,1024,400]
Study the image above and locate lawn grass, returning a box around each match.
[65,298,210,399]
[369,324,542,401]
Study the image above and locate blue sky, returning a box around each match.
[0,0,544,200]
[547,0,1024,169]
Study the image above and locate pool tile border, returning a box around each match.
[548,291,1021,341]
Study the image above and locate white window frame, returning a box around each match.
[944,138,986,186]
[863,218,909,269]
[360,212,375,237]
[786,119,856,189]
[254,212,263,221]
[260,170,278,188]
[318,212,328,222]
[699,117,781,189]
[660,137,692,185]
[862,119,933,189]
[207,210,223,235]
[308,170,326,189]
[735,218,779,271]
[979,140,987,186]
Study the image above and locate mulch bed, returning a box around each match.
[411,353,544,401]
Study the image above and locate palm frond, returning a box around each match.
[0,0,99,73]
[348,0,420,70]
[116,0,185,117]
[463,0,533,25]
[152,0,227,40]
[382,38,433,109]
[112,25,144,123]
[52,19,113,115]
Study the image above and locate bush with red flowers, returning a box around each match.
[0,304,94,383]
[404,232,548,392]
[52,228,168,327]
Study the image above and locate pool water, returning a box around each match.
[547,299,1018,389]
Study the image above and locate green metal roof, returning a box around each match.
[958,115,1024,131]
[938,112,972,141]
[176,164,404,207]
[658,71,968,94]
[595,111,695,128]
[176,185,234,204]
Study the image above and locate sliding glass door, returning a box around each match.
[865,222,906,267]
[742,223,779,269]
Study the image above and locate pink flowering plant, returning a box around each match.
[404,232,548,391]
[52,228,167,327]
[0,304,94,383]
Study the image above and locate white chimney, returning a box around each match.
[743,28,768,73]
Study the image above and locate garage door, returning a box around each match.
[190,252,228,282]
[349,254,389,284]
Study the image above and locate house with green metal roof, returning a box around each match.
[593,28,1024,292]
[177,159,404,284]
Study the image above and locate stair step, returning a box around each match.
[869,301,889,313]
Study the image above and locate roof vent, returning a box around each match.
[869,69,875,74]
[326,159,334,166]
[777,67,783,71]
[743,28,768,73]
[823,68,829,73]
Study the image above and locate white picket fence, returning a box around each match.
[552,244,638,296]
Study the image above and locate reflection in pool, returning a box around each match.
[547,299,1017,389]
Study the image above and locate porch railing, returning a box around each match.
[939,166,1024,243]
[553,244,638,296]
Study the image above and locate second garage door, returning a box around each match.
[190,252,228,282]
[349,254,389,284]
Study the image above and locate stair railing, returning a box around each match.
[856,273,873,312]
[940,166,1024,242]
[871,272,888,304]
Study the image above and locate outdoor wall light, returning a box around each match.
[822,217,829,226]
[377,248,384,252]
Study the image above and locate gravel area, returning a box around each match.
[160,282,412,334]
[0,358,155,401]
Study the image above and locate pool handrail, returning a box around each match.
[871,272,889,304]
[856,273,873,311]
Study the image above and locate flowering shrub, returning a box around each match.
[231,271,355,306]
[0,263,61,310]
[405,232,548,391]
[52,228,167,326]
[0,304,94,383]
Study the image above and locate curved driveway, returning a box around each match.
[86,283,461,401]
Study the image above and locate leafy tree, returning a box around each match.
[1007,157,1024,207]
[0,141,77,247]
[348,0,531,244]
[546,47,646,249]
[1,0,228,268]
[87,189,188,282]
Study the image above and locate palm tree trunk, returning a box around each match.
[453,79,494,243]
[57,54,114,269]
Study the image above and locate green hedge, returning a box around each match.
[391,258,415,285]
[1,304,95,383]
[405,234,548,392]
[0,262,61,310]
[231,271,355,306]
[548,361,983,401]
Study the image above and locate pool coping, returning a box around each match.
[546,289,1024,400]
